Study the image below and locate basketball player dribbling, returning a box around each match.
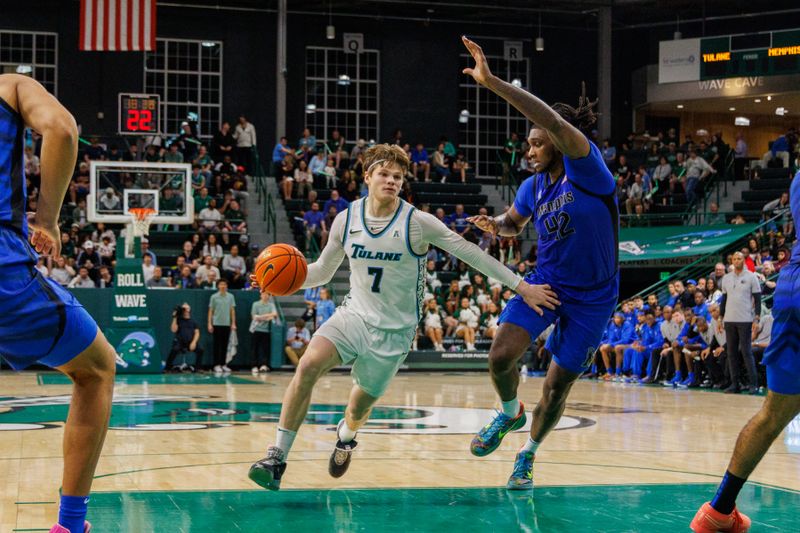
[0,74,117,533]
[248,143,559,490]
[690,168,800,533]
[459,37,619,489]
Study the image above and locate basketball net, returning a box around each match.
[126,207,156,257]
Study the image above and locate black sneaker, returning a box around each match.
[329,438,358,478]
[248,446,287,490]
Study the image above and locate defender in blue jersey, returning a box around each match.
[0,75,116,533]
[691,169,800,533]
[461,37,618,489]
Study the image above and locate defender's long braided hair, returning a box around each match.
[550,82,598,132]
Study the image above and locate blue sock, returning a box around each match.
[58,494,88,533]
[711,470,746,514]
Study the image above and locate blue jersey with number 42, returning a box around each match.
[514,142,619,293]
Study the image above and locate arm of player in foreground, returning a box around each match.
[414,210,559,315]
[300,210,347,289]
[8,74,77,256]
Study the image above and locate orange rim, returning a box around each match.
[129,207,156,221]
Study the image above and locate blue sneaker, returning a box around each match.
[664,371,683,386]
[506,450,535,490]
[470,403,526,457]
[678,372,696,388]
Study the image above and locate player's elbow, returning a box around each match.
[47,114,78,144]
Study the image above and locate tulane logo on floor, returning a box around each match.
[0,395,595,433]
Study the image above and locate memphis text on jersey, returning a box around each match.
[536,191,575,218]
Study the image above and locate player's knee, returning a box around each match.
[488,347,519,373]
[295,357,325,384]
[65,342,116,388]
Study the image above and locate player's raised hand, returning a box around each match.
[515,281,560,316]
[461,36,494,86]
[27,212,61,258]
[466,214,498,237]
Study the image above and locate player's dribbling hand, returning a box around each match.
[466,214,498,237]
[461,36,493,86]
[516,282,560,316]
[27,212,61,258]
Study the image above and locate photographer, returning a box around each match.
[284,319,310,367]
[165,303,203,372]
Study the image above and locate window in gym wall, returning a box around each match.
[0,31,58,95]
[305,46,379,148]
[459,53,530,180]
[145,38,222,139]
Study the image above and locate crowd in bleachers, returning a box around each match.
[23,116,261,290]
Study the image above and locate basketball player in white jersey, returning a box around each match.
[248,144,559,490]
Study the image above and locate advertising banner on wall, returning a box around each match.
[659,38,701,83]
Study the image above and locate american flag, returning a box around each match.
[79,0,157,52]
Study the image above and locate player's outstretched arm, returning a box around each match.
[300,210,347,289]
[2,74,77,256]
[414,210,559,315]
[461,36,589,159]
[466,205,530,238]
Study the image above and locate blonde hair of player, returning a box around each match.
[362,144,410,216]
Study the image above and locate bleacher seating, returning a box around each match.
[733,167,791,213]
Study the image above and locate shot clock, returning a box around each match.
[118,93,161,135]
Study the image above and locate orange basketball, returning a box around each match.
[254,244,308,296]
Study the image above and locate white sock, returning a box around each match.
[501,398,521,418]
[275,426,297,458]
[338,419,358,443]
[520,437,540,454]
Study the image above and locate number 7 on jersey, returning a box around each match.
[367,266,383,293]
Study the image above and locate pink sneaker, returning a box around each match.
[690,502,750,533]
[49,521,91,533]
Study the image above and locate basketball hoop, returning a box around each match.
[128,207,157,237]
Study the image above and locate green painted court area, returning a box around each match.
[82,483,797,532]
[36,372,263,386]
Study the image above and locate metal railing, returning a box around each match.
[250,147,277,244]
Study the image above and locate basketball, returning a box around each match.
[254,243,308,296]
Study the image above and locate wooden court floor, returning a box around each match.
[1,371,799,532]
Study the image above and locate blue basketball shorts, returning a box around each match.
[498,273,617,374]
[762,264,800,395]
[0,226,97,370]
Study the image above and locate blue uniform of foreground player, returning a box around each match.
[0,74,116,533]
[690,169,800,533]
[460,37,618,489]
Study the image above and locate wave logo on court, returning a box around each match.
[0,395,595,433]
[114,332,155,369]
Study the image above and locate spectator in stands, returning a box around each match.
[297,128,316,157]
[139,238,157,265]
[272,136,293,177]
[190,165,206,194]
[350,138,367,164]
[452,152,470,183]
[211,121,234,163]
[423,299,446,351]
[198,198,222,234]
[49,256,75,287]
[316,288,335,329]
[500,132,520,184]
[96,266,113,288]
[202,234,224,265]
[175,266,196,289]
[303,201,326,250]
[195,255,221,285]
[24,145,40,183]
[693,291,711,321]
[208,279,236,373]
[330,129,348,168]
[308,150,327,187]
[432,143,450,182]
[678,316,711,387]
[68,266,95,288]
[199,270,219,290]
[165,303,203,372]
[480,301,501,340]
[733,132,748,180]
[292,159,312,200]
[146,266,170,288]
[222,245,247,289]
[642,306,680,383]
[410,143,430,181]
[324,189,349,216]
[454,297,479,351]
[616,154,631,183]
[141,254,155,283]
[751,311,773,366]
[223,199,247,238]
[601,139,616,168]
[445,204,470,239]
[163,142,184,164]
[698,303,728,388]
[763,131,791,168]
[284,318,311,367]
[250,291,278,374]
[683,149,716,206]
[627,310,663,381]
[763,192,792,236]
[720,251,761,394]
[215,154,237,179]
[174,241,199,271]
[625,172,645,215]
[706,277,723,304]
[321,157,337,189]
[705,202,725,225]
[499,236,521,268]
[84,136,105,160]
[194,187,211,214]
[75,240,101,275]
[233,115,257,174]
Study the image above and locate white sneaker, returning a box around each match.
[259,365,269,373]
[411,341,418,351]
[222,365,232,373]
[213,365,223,373]
[520,365,528,375]
[435,343,445,351]
[251,366,259,375]
[466,343,476,351]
